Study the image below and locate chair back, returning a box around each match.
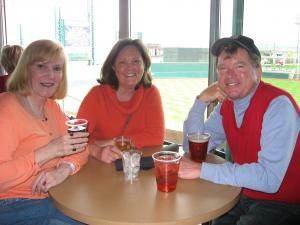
[0,75,9,93]
[164,129,183,145]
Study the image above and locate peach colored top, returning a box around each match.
[0,92,89,200]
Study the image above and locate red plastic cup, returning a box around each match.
[152,151,182,192]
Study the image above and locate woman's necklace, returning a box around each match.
[20,95,48,122]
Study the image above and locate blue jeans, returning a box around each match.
[212,195,300,225]
[0,198,86,225]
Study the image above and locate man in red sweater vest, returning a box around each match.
[179,35,300,225]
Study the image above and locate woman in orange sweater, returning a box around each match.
[77,38,165,164]
[0,40,89,224]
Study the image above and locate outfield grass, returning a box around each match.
[262,78,300,105]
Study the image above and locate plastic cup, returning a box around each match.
[187,132,210,163]
[152,151,182,192]
[121,149,142,183]
[65,119,88,134]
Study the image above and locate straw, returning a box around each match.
[130,154,133,184]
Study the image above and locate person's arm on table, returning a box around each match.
[183,82,227,152]
[0,119,89,193]
[32,131,89,193]
[33,145,89,195]
[201,96,299,193]
[179,157,202,179]
[32,161,74,194]
[89,139,121,164]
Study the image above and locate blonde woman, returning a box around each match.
[0,40,89,225]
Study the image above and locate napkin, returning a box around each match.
[115,156,154,171]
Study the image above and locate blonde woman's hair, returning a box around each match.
[0,45,23,74]
[7,39,68,100]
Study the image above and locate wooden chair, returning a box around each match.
[164,129,183,145]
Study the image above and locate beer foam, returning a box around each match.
[189,138,208,143]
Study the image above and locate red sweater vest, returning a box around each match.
[220,81,300,203]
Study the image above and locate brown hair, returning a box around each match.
[98,38,152,90]
[0,45,23,74]
[7,39,68,100]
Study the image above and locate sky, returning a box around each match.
[5,0,300,51]
[243,0,300,49]
[131,0,300,49]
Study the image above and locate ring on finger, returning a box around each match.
[72,145,76,151]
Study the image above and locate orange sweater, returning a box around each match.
[0,93,89,199]
[77,84,165,148]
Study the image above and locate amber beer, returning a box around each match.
[188,133,210,163]
[115,136,132,151]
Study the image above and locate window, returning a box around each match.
[244,0,300,105]
[5,0,119,116]
[131,0,211,130]
[3,0,299,131]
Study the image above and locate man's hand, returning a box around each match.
[197,82,227,103]
[178,157,202,179]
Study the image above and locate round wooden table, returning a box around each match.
[50,147,240,225]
